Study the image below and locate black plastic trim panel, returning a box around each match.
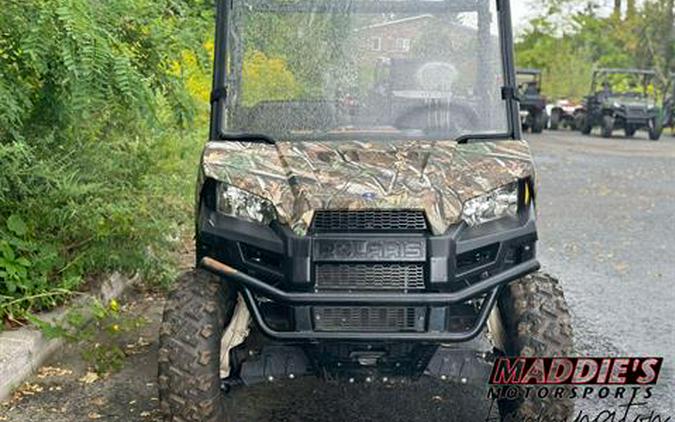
[197,198,540,341]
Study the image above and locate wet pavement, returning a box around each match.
[530,130,674,417]
[1,130,673,422]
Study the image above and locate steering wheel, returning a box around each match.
[393,101,480,136]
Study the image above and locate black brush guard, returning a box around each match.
[197,201,540,342]
[200,256,539,341]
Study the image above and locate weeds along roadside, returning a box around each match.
[0,0,213,325]
[0,128,203,325]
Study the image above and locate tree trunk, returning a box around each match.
[613,0,622,17]
[626,0,636,19]
[665,0,674,75]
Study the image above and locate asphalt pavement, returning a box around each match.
[1,130,673,422]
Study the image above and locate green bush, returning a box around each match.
[0,0,213,322]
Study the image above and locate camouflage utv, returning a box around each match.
[158,1,574,421]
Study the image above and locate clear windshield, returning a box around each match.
[225,0,508,140]
[594,72,656,98]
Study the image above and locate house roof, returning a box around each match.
[355,14,433,31]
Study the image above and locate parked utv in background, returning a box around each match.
[548,99,583,130]
[664,73,674,134]
[158,1,574,421]
[516,68,547,133]
[578,68,662,140]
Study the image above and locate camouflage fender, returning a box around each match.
[201,139,534,235]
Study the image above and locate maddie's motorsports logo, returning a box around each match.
[490,357,663,385]
[487,357,669,422]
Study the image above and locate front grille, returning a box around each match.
[309,210,429,333]
[316,263,425,291]
[627,107,647,118]
[311,210,427,233]
[313,307,426,332]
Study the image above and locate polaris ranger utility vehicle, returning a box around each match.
[578,68,662,140]
[158,1,574,421]
[516,68,547,133]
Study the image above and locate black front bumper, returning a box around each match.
[198,204,539,342]
[614,107,658,125]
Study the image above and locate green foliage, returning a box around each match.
[0,0,213,322]
[29,298,147,374]
[239,11,353,99]
[83,344,128,375]
[515,0,674,101]
[242,51,302,106]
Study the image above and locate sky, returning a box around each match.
[511,0,542,32]
[510,0,623,35]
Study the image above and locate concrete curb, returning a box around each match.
[0,273,135,402]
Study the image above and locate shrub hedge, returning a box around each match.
[0,0,214,322]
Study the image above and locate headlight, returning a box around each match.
[216,183,277,225]
[461,182,519,227]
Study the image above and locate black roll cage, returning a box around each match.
[590,68,657,96]
[208,0,522,143]
[516,68,542,86]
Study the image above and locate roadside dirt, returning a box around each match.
[0,285,496,422]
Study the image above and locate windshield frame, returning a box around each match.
[209,0,521,143]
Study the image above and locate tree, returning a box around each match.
[614,0,622,18]
[515,0,675,100]
[241,51,301,106]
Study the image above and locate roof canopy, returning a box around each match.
[516,68,542,75]
[239,0,485,14]
[594,68,657,76]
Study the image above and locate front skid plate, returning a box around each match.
[229,340,494,387]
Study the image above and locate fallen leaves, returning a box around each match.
[90,397,106,407]
[16,384,43,396]
[37,366,73,379]
[6,382,45,406]
[124,336,151,355]
[79,372,100,384]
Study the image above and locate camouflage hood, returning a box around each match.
[201,139,534,235]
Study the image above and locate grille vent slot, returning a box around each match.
[313,307,426,332]
[311,210,427,233]
[316,263,425,291]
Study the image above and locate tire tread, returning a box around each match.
[499,272,575,419]
[158,269,232,422]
